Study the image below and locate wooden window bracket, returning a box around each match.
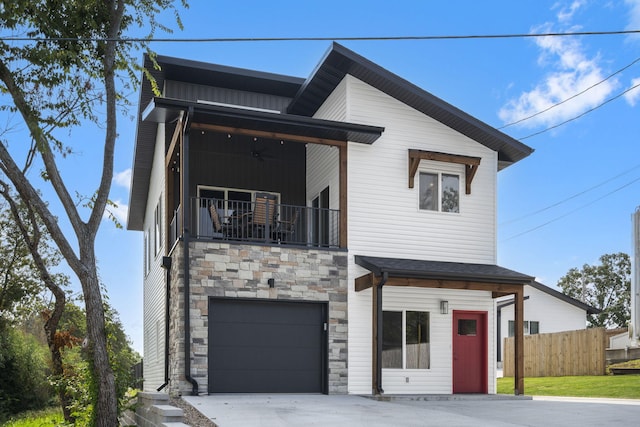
[408,149,481,194]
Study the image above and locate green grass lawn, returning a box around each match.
[497,375,640,399]
[1,408,63,427]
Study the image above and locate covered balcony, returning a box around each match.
[146,97,384,252]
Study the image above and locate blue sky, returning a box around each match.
[5,1,640,354]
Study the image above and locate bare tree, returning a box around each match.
[0,1,185,424]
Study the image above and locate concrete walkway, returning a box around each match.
[183,394,640,426]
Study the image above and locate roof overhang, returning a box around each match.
[354,255,534,296]
[288,43,533,170]
[143,97,384,145]
[127,97,384,231]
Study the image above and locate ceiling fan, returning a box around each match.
[250,138,272,162]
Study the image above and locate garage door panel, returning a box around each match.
[211,346,322,370]
[209,298,327,393]
[211,323,321,348]
[211,369,322,393]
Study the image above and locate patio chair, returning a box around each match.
[274,208,299,243]
[247,192,277,239]
[208,205,226,238]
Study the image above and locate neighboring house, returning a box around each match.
[496,281,600,363]
[127,43,535,397]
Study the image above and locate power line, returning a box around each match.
[0,29,639,43]
[517,80,640,140]
[502,175,640,242]
[499,56,640,129]
[500,162,640,226]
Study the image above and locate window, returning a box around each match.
[419,172,459,213]
[458,319,477,336]
[382,310,430,369]
[143,229,150,276]
[508,320,540,337]
[154,198,162,257]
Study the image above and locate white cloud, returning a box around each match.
[624,77,640,106]
[499,11,617,129]
[625,0,640,41]
[113,168,132,191]
[555,0,586,23]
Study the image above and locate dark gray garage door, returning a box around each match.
[208,298,327,393]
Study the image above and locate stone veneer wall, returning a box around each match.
[168,241,348,395]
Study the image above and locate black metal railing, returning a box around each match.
[184,197,340,247]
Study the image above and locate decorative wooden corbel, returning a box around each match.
[408,149,481,194]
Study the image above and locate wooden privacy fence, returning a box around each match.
[503,328,607,377]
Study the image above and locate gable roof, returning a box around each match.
[497,281,601,314]
[128,44,534,230]
[289,43,533,170]
[529,281,601,314]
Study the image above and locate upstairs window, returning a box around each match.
[154,198,162,257]
[419,172,460,213]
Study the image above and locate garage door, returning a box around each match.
[208,298,327,393]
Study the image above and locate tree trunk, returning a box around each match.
[79,244,117,426]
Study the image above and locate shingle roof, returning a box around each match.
[355,255,534,285]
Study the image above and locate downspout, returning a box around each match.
[182,107,199,395]
[496,305,502,364]
[157,256,172,392]
[375,271,388,395]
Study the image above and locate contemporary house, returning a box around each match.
[127,43,535,397]
[496,281,600,364]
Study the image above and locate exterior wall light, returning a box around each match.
[440,300,449,314]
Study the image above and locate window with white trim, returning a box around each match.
[143,229,150,276]
[382,310,430,369]
[154,198,162,257]
[508,320,539,337]
[419,172,460,213]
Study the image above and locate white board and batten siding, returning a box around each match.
[142,122,167,392]
[314,75,499,394]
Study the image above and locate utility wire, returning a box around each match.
[502,175,640,242]
[499,56,640,129]
[517,80,640,140]
[0,29,639,43]
[500,162,640,226]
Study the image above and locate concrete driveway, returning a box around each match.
[183,394,640,426]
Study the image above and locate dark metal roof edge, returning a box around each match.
[354,255,534,285]
[154,54,306,86]
[529,281,601,314]
[289,43,533,166]
[496,295,530,309]
[147,97,384,140]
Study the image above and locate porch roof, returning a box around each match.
[354,255,534,287]
[143,97,384,144]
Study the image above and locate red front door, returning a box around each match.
[452,310,488,393]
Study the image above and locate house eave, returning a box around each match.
[355,255,534,287]
[288,42,533,170]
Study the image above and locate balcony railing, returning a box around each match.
[170,197,340,248]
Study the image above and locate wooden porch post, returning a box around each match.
[514,288,525,395]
